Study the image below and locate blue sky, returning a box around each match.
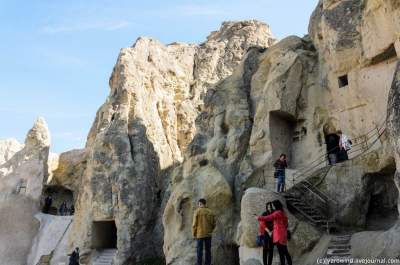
[0,0,318,153]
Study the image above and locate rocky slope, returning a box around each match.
[69,20,276,264]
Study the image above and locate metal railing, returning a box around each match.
[291,118,387,186]
[284,118,388,231]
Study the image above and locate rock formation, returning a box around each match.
[0,138,23,165]
[0,118,51,265]
[1,1,400,265]
[69,20,276,264]
[0,117,50,200]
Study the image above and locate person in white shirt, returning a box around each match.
[337,130,352,161]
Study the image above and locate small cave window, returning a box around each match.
[16,179,27,194]
[199,159,209,167]
[221,122,229,135]
[338,74,349,88]
[293,126,307,142]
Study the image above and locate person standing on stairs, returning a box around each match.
[261,202,275,265]
[338,130,352,162]
[68,247,79,265]
[192,198,216,265]
[326,134,340,165]
[257,200,292,265]
[274,154,288,193]
[43,195,52,214]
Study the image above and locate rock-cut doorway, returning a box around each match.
[92,220,117,249]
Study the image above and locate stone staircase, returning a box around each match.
[325,234,352,264]
[92,248,117,265]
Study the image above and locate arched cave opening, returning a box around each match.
[92,220,118,249]
[364,165,399,231]
[269,111,296,166]
[42,185,74,215]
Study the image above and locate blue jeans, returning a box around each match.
[196,237,211,265]
[277,174,285,192]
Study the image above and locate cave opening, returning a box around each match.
[364,165,399,231]
[214,244,240,265]
[269,111,296,166]
[42,185,74,215]
[370,43,398,65]
[92,220,118,249]
[338,74,349,88]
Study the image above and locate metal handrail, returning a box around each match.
[292,119,387,185]
[286,119,387,219]
[292,117,387,179]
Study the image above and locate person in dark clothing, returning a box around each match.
[326,134,340,165]
[274,154,288,193]
[258,200,292,265]
[262,202,275,265]
[70,204,75,215]
[43,195,52,214]
[68,247,79,265]
[59,201,67,216]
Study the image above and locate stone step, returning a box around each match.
[97,254,115,258]
[96,257,114,260]
[331,239,351,244]
[334,236,352,240]
[326,253,352,258]
[327,249,351,255]
[94,260,113,264]
[328,245,351,250]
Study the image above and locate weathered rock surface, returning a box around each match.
[310,0,400,73]
[0,118,51,265]
[0,117,50,200]
[348,58,400,261]
[163,34,321,264]
[27,214,73,265]
[70,20,276,265]
[0,138,23,165]
[0,195,39,265]
[164,1,400,264]
[47,148,88,192]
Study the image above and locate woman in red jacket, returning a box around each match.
[257,200,292,265]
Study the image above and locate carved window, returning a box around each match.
[338,74,349,88]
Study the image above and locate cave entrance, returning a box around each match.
[269,111,296,166]
[214,244,239,265]
[42,185,74,215]
[364,165,399,231]
[92,220,117,249]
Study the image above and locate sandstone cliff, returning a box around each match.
[70,20,276,264]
